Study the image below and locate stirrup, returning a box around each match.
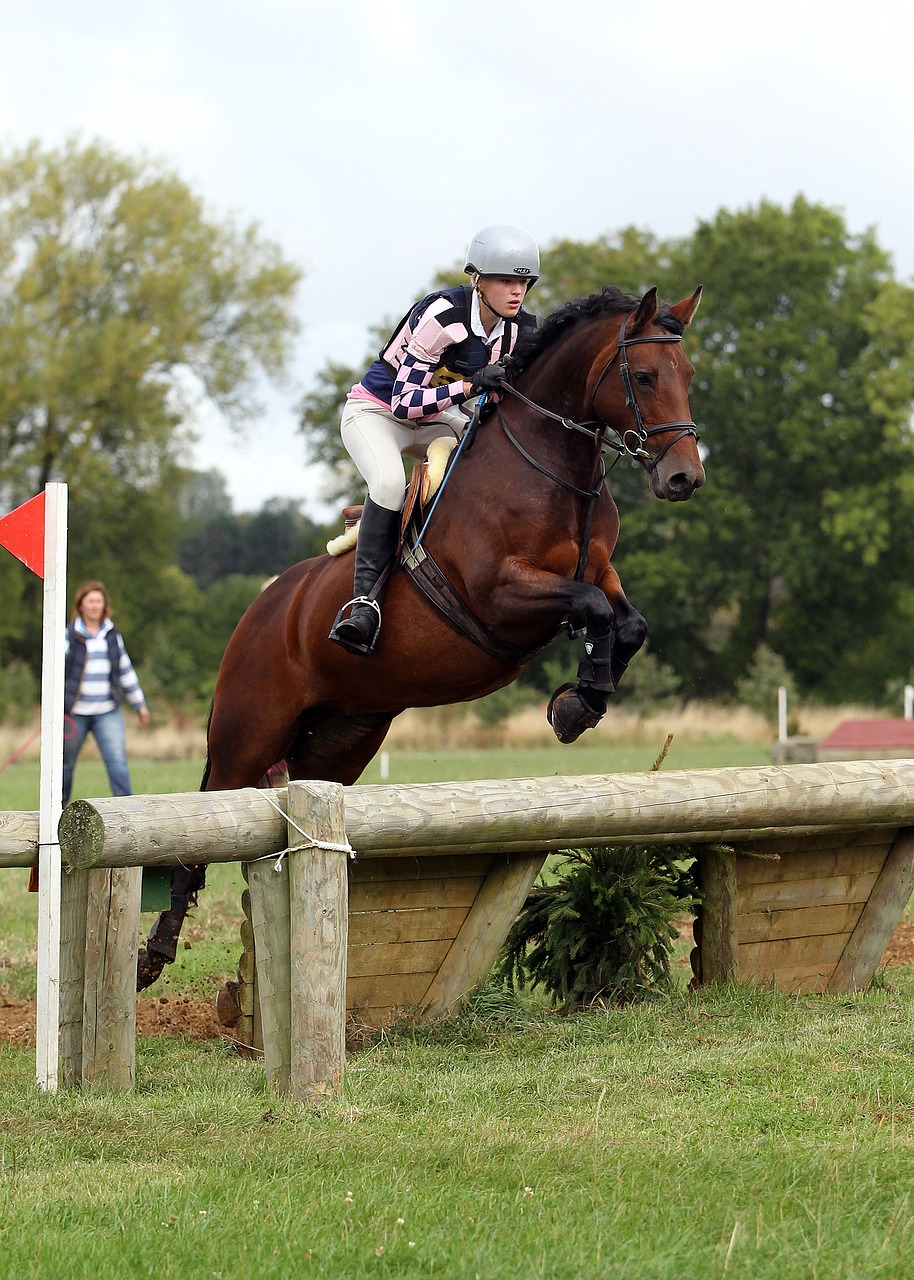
[329,596,382,655]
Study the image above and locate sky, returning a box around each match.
[2,0,912,518]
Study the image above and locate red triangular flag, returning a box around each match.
[0,492,46,578]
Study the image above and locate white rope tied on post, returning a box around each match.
[255,787,355,871]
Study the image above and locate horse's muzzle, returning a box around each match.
[652,464,705,502]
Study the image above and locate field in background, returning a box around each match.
[4,708,914,1276]
[0,695,882,775]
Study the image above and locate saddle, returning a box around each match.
[326,431,543,667]
[326,435,458,558]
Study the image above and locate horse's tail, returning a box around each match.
[199,698,214,791]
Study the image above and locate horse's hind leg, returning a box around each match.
[285,710,398,785]
[136,862,208,990]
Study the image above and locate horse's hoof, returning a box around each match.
[136,946,167,992]
[546,683,604,744]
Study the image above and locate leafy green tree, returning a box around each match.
[0,137,302,681]
[177,494,326,589]
[0,137,301,504]
[296,201,914,702]
[616,197,914,700]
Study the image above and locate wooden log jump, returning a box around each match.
[49,760,914,870]
[7,759,914,1099]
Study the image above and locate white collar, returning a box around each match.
[75,616,112,638]
[470,286,505,347]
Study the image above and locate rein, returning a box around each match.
[499,312,700,471]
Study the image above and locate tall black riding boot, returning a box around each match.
[329,497,401,655]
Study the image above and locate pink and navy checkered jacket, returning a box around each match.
[356,285,535,423]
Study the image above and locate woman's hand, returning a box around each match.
[137,706,150,728]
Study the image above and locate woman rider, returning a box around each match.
[329,224,540,655]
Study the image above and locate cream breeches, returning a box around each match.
[340,399,470,512]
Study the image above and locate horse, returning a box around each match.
[136,283,705,988]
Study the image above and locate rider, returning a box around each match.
[328,224,540,655]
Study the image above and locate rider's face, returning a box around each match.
[476,275,530,319]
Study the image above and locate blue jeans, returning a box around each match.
[62,708,132,806]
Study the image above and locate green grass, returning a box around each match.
[3,979,914,1278]
[4,739,911,1278]
[0,740,771,811]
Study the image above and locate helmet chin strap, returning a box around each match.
[475,279,516,323]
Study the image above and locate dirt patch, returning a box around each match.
[881,922,914,968]
[4,923,914,1048]
[0,989,223,1048]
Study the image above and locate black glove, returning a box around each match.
[469,361,507,395]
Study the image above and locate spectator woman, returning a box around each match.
[62,580,149,805]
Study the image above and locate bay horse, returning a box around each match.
[136,284,705,988]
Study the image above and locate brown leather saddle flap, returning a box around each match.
[342,460,430,549]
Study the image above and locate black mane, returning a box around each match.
[505,285,684,380]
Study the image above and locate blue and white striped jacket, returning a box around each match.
[64,619,147,716]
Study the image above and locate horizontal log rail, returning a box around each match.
[16,759,914,873]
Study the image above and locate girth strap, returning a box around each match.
[402,542,546,668]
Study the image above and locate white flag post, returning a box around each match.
[35,483,68,1092]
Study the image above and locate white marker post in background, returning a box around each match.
[0,483,68,1091]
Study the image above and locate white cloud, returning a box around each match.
[1,0,912,514]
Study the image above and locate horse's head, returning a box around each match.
[590,286,706,502]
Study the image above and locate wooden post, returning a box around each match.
[59,867,89,1088]
[827,827,914,993]
[699,847,738,983]
[81,867,142,1089]
[247,857,292,1092]
[422,852,545,1017]
[288,781,348,1100]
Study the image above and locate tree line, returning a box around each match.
[2,138,913,722]
[301,197,914,708]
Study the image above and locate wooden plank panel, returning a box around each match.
[348,906,468,947]
[828,828,914,993]
[734,827,895,861]
[737,871,879,913]
[742,965,835,994]
[347,1005,399,1030]
[739,901,864,944]
[699,847,737,982]
[347,938,452,979]
[736,841,891,886]
[350,854,493,883]
[350,876,483,912]
[347,970,436,1011]
[740,930,852,976]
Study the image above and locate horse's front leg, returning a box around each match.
[546,567,647,744]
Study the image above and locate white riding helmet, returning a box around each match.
[464,224,540,286]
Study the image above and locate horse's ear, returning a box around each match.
[669,285,703,328]
[628,286,659,336]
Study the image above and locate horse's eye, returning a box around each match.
[634,371,654,387]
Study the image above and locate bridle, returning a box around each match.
[496,311,700,477]
[486,309,700,585]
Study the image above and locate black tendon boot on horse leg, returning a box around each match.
[136,864,207,990]
[329,497,402,655]
[547,630,615,745]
